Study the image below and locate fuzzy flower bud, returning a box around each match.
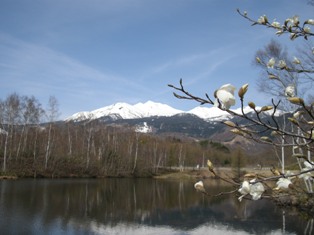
[260,136,272,143]
[267,58,275,68]
[287,97,304,105]
[256,57,261,64]
[230,128,244,136]
[207,159,214,172]
[288,117,299,126]
[248,102,256,109]
[293,57,301,64]
[238,83,249,99]
[260,106,273,112]
[224,120,236,127]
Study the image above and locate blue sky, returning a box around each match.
[0,0,313,119]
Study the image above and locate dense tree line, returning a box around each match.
[0,93,271,178]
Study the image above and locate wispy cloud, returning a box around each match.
[0,32,149,98]
[0,32,158,117]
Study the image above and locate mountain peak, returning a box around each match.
[65,101,284,123]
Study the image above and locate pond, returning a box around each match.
[0,178,311,235]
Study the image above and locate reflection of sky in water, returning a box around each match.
[0,179,308,234]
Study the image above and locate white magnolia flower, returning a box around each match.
[285,84,295,97]
[288,15,299,26]
[238,180,265,201]
[257,15,267,24]
[304,26,311,34]
[293,56,301,64]
[299,161,314,181]
[214,84,236,110]
[271,21,281,28]
[275,178,292,190]
[267,58,276,68]
[238,180,250,202]
[249,180,265,201]
[278,60,286,69]
[194,181,206,193]
[306,19,314,25]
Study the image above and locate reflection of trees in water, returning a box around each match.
[0,179,309,234]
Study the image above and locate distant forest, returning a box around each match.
[0,93,275,178]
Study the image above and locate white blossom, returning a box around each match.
[214,84,236,110]
[249,180,265,201]
[285,84,295,97]
[257,15,267,24]
[287,15,299,26]
[299,161,314,181]
[238,180,250,202]
[238,180,265,201]
[278,60,286,69]
[306,19,314,25]
[194,181,206,193]
[275,178,292,190]
[271,21,281,28]
[267,58,276,68]
[304,26,311,34]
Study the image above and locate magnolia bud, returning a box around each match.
[238,84,249,99]
[288,117,299,126]
[260,136,272,143]
[260,106,273,112]
[248,102,256,109]
[207,159,214,172]
[293,57,301,64]
[305,19,314,25]
[230,128,244,136]
[271,131,280,136]
[256,57,261,63]
[287,97,304,105]
[268,74,279,80]
[224,120,236,127]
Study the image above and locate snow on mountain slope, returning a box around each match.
[188,106,231,121]
[91,102,143,119]
[65,101,283,122]
[65,111,94,122]
[134,100,182,117]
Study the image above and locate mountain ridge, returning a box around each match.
[65,100,283,123]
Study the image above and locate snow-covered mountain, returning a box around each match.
[65,101,183,122]
[187,106,231,121]
[134,101,182,117]
[65,100,283,122]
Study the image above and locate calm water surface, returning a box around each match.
[0,178,311,235]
